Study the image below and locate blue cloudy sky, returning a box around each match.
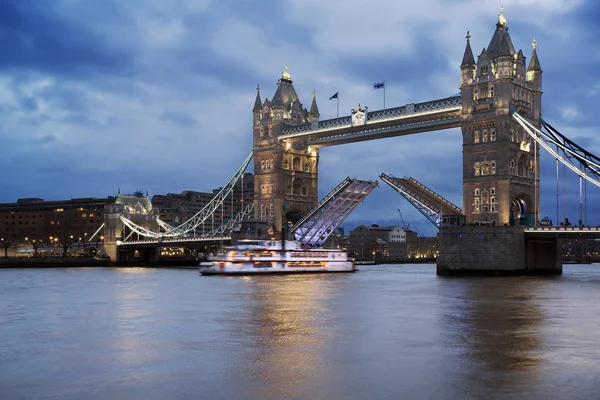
[1,0,599,236]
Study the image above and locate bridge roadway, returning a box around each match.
[524,226,600,238]
[117,236,231,248]
[278,95,461,147]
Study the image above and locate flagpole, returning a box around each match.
[383,80,386,110]
[336,96,339,118]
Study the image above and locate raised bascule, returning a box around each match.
[112,7,600,274]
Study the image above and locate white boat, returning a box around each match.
[200,239,357,275]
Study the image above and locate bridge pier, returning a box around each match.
[437,226,561,276]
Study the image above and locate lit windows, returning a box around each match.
[482,191,489,204]
[490,128,496,141]
[482,129,488,142]
[491,161,496,174]
[474,130,480,143]
[491,187,496,195]
[482,161,489,175]
[474,188,480,196]
[474,162,481,176]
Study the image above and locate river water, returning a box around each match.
[1,265,599,399]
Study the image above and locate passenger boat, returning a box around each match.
[200,239,357,275]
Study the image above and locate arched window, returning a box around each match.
[292,157,301,171]
[518,154,528,177]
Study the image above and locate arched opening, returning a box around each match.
[510,193,534,226]
[292,156,301,171]
[285,212,302,225]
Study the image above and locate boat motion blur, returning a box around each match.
[200,239,357,275]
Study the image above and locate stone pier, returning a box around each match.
[437,226,562,275]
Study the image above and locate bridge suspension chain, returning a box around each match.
[162,151,253,236]
[156,218,174,232]
[202,202,254,237]
[119,152,253,240]
[511,111,600,189]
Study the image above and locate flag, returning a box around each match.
[373,82,385,89]
[329,92,338,100]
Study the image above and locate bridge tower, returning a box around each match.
[460,7,543,226]
[252,67,320,233]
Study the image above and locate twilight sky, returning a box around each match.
[1,0,599,236]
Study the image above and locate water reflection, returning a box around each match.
[444,277,550,396]
[226,275,339,399]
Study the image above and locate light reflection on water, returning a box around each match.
[0,265,599,399]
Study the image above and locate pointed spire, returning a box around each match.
[253,84,262,111]
[497,34,511,58]
[461,31,475,68]
[528,39,542,72]
[309,89,320,117]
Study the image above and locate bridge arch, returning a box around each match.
[510,193,533,225]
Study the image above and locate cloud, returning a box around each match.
[0,0,598,235]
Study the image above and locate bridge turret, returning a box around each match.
[460,31,476,87]
[308,89,320,122]
[253,84,262,125]
[527,39,543,121]
[460,6,541,227]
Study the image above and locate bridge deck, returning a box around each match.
[525,226,600,236]
[291,177,378,247]
[278,96,461,147]
[381,173,463,227]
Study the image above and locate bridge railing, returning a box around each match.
[525,226,600,233]
[280,95,461,137]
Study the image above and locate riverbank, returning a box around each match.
[0,257,111,268]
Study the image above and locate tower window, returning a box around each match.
[491,187,496,195]
[474,162,481,176]
[474,188,480,196]
[474,130,480,143]
[482,129,488,142]
[491,161,496,174]
[482,161,489,175]
[490,128,496,141]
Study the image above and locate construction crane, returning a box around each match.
[397,208,422,237]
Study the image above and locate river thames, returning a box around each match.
[1,265,599,399]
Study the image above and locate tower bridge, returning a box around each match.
[112,7,600,273]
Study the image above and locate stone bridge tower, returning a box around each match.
[252,67,320,233]
[460,7,542,226]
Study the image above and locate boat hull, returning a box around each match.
[201,268,357,276]
[200,262,357,276]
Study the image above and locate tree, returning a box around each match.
[0,234,19,258]
[48,209,76,257]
